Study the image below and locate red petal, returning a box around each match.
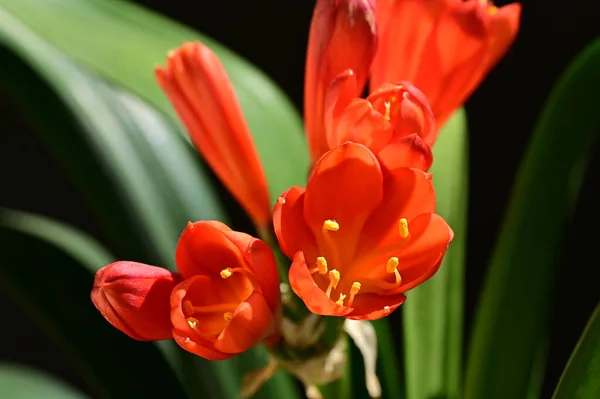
[273,187,318,261]
[288,252,352,317]
[346,292,406,320]
[377,134,434,171]
[358,167,436,255]
[324,69,359,145]
[331,99,392,153]
[304,143,383,266]
[216,290,274,354]
[175,221,248,279]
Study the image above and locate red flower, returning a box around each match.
[92,262,181,341]
[273,143,453,320]
[304,0,377,163]
[91,221,280,360]
[324,69,434,169]
[371,0,521,128]
[156,43,272,230]
[171,221,280,360]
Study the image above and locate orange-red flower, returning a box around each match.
[171,221,280,360]
[305,0,377,162]
[92,262,181,341]
[273,143,453,320]
[324,69,434,169]
[156,43,272,230]
[371,0,521,128]
[91,221,280,360]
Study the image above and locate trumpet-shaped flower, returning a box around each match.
[156,43,272,230]
[91,221,280,360]
[371,0,521,128]
[273,143,453,320]
[305,0,377,162]
[324,69,435,169]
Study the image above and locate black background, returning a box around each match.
[1,0,599,398]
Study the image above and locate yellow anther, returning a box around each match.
[336,293,347,306]
[187,221,194,230]
[187,317,198,329]
[323,219,340,231]
[224,312,233,321]
[348,282,361,307]
[487,5,498,15]
[386,257,399,273]
[277,196,286,205]
[399,218,409,238]
[384,101,392,121]
[316,257,328,274]
[386,257,402,285]
[183,300,195,316]
[220,268,233,279]
[325,269,341,297]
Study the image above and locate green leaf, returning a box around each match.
[0,209,186,399]
[0,363,89,399]
[372,319,404,399]
[553,304,600,399]
[0,11,299,399]
[402,108,468,399]
[0,0,310,205]
[465,39,600,399]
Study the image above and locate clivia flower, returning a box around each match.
[304,0,521,162]
[273,142,453,320]
[156,43,272,231]
[324,69,435,170]
[372,0,522,129]
[91,221,281,360]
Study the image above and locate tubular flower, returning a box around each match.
[324,68,435,169]
[91,221,281,360]
[273,143,453,320]
[371,0,521,128]
[155,43,272,230]
[305,0,377,163]
[171,221,281,360]
[92,262,182,341]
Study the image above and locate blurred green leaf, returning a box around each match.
[0,363,89,399]
[0,10,299,399]
[372,319,404,399]
[0,0,310,205]
[553,304,600,399]
[0,209,186,399]
[465,39,600,399]
[402,109,468,399]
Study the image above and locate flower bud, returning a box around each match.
[91,262,181,341]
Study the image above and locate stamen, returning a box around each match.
[323,219,339,231]
[348,282,361,307]
[187,317,199,329]
[325,269,341,298]
[224,312,233,322]
[220,268,233,279]
[384,101,392,121]
[336,293,347,306]
[187,221,194,230]
[386,257,402,285]
[309,256,329,275]
[183,300,195,316]
[399,218,409,239]
[182,300,239,315]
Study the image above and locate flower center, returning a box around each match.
[309,218,410,307]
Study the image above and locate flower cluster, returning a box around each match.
[91,0,520,371]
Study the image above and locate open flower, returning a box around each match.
[91,221,280,360]
[324,69,434,169]
[371,0,522,128]
[171,221,281,359]
[273,143,453,320]
[156,43,272,230]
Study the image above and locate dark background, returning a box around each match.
[1,0,599,398]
